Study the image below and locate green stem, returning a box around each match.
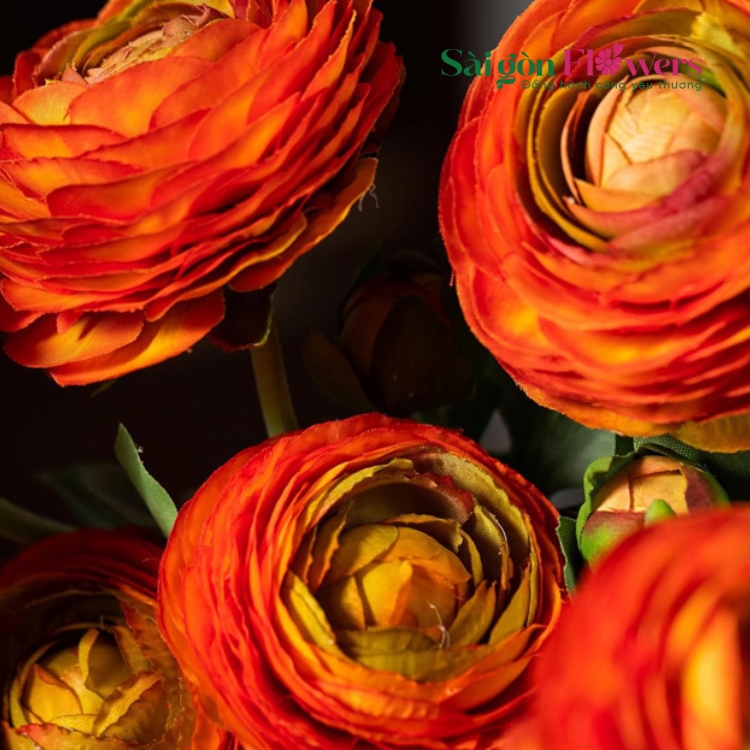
[251,322,299,438]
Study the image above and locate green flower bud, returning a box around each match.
[580,455,728,565]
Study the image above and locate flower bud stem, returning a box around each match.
[251,322,299,438]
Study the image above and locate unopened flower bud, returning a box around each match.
[580,455,728,565]
[304,266,473,415]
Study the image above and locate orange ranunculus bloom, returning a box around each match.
[158,414,565,749]
[440,0,750,452]
[506,507,750,750]
[0,528,236,750]
[0,0,401,385]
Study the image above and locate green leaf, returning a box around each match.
[556,516,580,593]
[301,328,374,412]
[415,376,501,444]
[38,463,159,532]
[644,499,678,525]
[90,379,119,397]
[114,425,177,538]
[615,434,635,456]
[0,497,75,545]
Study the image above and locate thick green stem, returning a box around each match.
[251,323,299,438]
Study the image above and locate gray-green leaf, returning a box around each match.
[114,425,177,538]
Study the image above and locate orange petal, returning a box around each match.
[672,411,750,452]
[67,57,212,136]
[0,123,123,160]
[3,311,143,368]
[4,157,139,198]
[13,82,86,124]
[47,292,224,385]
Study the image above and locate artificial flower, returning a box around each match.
[0,528,234,749]
[0,0,401,384]
[507,507,750,750]
[159,414,565,749]
[303,257,472,414]
[578,453,728,564]
[440,0,750,451]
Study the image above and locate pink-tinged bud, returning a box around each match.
[580,455,728,565]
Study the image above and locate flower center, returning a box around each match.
[10,626,169,744]
[316,524,472,640]
[283,453,543,691]
[33,2,231,86]
[585,81,727,200]
[82,9,225,83]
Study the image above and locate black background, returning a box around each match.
[0,1,529,551]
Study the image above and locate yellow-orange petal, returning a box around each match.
[47,292,223,385]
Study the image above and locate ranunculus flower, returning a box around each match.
[440,0,750,451]
[0,0,401,385]
[0,528,234,750]
[506,507,750,750]
[159,414,565,749]
[579,453,728,564]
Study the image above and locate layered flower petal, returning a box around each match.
[158,414,566,749]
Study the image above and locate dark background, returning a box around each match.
[0,1,530,545]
